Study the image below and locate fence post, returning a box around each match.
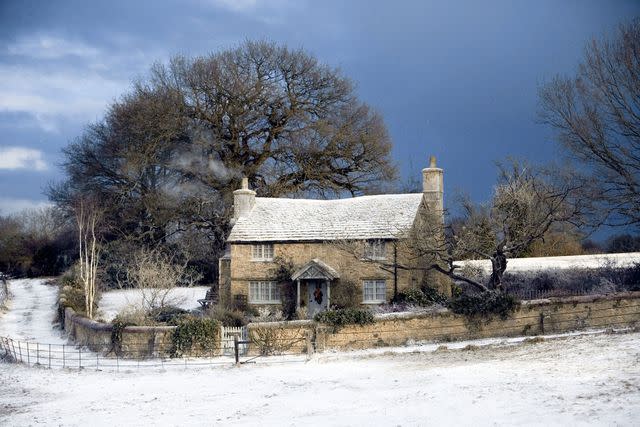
[539,312,545,334]
[306,331,314,359]
[234,335,239,365]
[48,344,51,369]
[11,339,17,361]
[78,348,82,369]
[62,345,66,368]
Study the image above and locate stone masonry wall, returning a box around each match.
[314,292,640,350]
[245,292,640,354]
[64,293,640,358]
[64,307,182,358]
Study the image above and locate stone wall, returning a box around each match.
[244,292,640,354]
[64,293,640,358]
[314,292,640,351]
[64,307,181,358]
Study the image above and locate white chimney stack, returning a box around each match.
[232,177,256,222]
[422,155,443,212]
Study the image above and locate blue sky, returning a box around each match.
[0,0,638,232]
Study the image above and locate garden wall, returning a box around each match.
[64,292,640,358]
[64,307,180,358]
[248,292,640,353]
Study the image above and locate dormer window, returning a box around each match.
[363,240,386,260]
[251,243,274,261]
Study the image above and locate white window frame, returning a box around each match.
[363,279,386,304]
[249,281,280,304]
[251,243,274,261]
[363,240,386,260]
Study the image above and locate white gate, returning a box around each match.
[221,326,248,356]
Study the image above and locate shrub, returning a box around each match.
[269,257,296,319]
[112,306,158,326]
[250,325,305,356]
[501,262,640,297]
[149,306,188,324]
[170,316,220,358]
[393,286,447,307]
[57,272,93,319]
[252,306,284,322]
[330,279,360,309]
[206,304,247,327]
[448,291,520,320]
[110,317,134,356]
[314,307,374,330]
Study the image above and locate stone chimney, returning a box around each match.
[422,155,444,213]
[232,177,256,223]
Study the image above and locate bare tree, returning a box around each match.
[450,163,583,290]
[338,162,583,294]
[539,19,640,227]
[74,198,102,319]
[125,247,202,312]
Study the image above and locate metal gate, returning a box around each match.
[221,326,248,356]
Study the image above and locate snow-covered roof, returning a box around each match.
[227,193,424,242]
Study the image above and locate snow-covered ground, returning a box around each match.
[458,252,640,273]
[98,286,211,322]
[0,279,66,344]
[1,331,639,426]
[2,278,640,425]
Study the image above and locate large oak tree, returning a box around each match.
[51,40,396,284]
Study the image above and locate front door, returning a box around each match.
[307,280,328,318]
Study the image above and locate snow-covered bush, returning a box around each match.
[448,291,520,320]
[314,307,374,330]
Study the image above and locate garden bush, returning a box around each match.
[392,286,447,307]
[330,279,360,309]
[149,305,188,323]
[448,291,520,320]
[206,304,247,327]
[314,307,374,329]
[170,316,220,357]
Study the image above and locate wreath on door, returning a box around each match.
[313,286,323,304]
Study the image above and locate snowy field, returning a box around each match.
[1,279,640,425]
[1,331,639,426]
[458,252,640,273]
[98,286,211,322]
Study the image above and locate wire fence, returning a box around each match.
[508,287,593,300]
[0,335,310,371]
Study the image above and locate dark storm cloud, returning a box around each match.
[0,0,638,222]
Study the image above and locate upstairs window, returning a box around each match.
[363,240,386,260]
[363,280,386,303]
[251,244,274,261]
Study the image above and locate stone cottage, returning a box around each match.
[219,157,447,317]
